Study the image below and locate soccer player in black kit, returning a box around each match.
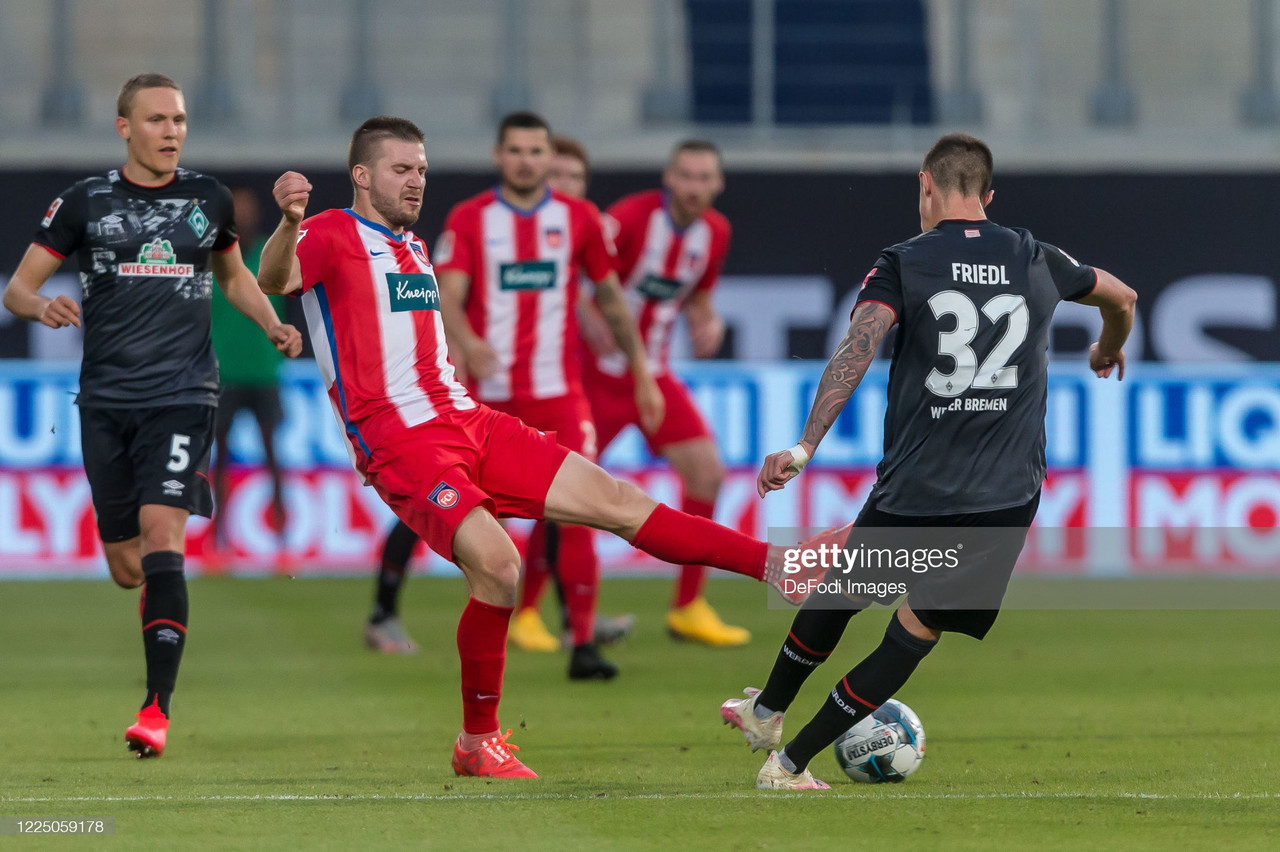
[720,134,1137,789]
[2,74,302,758]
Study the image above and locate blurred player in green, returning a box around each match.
[211,188,288,558]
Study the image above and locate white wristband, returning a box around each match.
[784,443,811,474]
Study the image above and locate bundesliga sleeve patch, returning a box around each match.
[429,482,460,509]
[41,197,63,228]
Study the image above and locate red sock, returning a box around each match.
[456,597,513,735]
[673,496,716,607]
[518,521,551,612]
[556,524,599,646]
[630,504,766,580]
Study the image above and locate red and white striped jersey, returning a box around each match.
[434,187,614,402]
[596,189,731,377]
[295,208,474,476]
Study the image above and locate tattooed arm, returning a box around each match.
[757,300,897,496]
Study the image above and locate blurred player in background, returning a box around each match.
[721,133,1137,789]
[577,140,746,647]
[546,135,590,198]
[506,134,637,651]
[433,111,663,681]
[257,116,820,778]
[1,74,302,759]
[211,187,288,558]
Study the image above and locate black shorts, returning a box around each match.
[215,384,282,436]
[841,490,1041,640]
[79,404,216,543]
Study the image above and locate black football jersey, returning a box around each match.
[33,168,237,407]
[855,219,1097,514]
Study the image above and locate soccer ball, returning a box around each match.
[832,698,926,783]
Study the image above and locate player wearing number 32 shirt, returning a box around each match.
[721,134,1138,790]
[256,116,822,781]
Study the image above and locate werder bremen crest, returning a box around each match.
[187,204,209,238]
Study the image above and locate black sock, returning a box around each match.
[372,520,418,623]
[541,523,571,632]
[140,551,188,718]
[756,593,862,714]
[782,612,937,772]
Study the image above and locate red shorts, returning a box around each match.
[583,363,712,454]
[362,405,570,562]
[485,393,598,462]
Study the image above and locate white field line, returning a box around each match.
[2,791,1277,804]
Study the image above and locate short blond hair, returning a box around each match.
[117,73,181,118]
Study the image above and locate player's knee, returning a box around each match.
[139,529,174,556]
[487,549,521,588]
[138,514,185,555]
[462,537,521,603]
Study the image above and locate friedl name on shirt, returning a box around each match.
[951,263,1009,285]
[930,397,1009,419]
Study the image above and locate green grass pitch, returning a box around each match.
[1,576,1277,850]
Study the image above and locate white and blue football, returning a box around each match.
[832,698,926,783]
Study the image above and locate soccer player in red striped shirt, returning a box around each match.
[257,117,816,778]
[434,112,663,680]
[508,135,637,651]
[579,140,748,647]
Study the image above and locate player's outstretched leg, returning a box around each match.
[541,453,824,603]
[768,607,938,787]
[448,507,537,779]
[663,439,749,647]
[364,519,421,655]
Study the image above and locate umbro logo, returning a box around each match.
[156,628,181,645]
[162,479,185,496]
